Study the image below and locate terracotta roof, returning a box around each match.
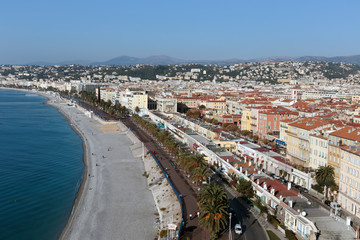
[257,178,298,198]
[329,126,360,141]
[220,156,238,163]
[288,117,329,130]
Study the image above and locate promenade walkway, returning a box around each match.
[122,118,207,240]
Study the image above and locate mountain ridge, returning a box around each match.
[21,54,360,66]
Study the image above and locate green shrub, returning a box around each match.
[159,229,167,238]
[267,214,280,228]
[267,231,281,240]
[285,229,297,240]
[311,184,323,193]
[254,199,268,214]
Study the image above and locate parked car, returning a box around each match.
[279,178,288,183]
[235,224,242,235]
[299,187,308,193]
[330,202,341,212]
[324,200,331,206]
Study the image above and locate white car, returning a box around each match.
[235,223,242,235]
[330,202,341,212]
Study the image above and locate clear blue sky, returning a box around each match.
[1,0,359,64]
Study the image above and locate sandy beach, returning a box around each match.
[38,94,159,240]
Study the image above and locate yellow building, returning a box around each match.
[120,88,148,111]
[309,134,328,170]
[241,107,252,131]
[205,99,227,114]
[176,97,198,109]
[213,140,237,153]
[286,118,330,167]
[329,127,360,185]
[339,145,360,217]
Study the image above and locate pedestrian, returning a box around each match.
[189,213,192,220]
[197,211,200,217]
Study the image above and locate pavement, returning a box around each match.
[123,117,207,240]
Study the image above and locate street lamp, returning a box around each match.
[229,212,232,240]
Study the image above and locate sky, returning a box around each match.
[0,0,359,64]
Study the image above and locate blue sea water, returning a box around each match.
[0,89,84,240]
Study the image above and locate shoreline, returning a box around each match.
[0,88,90,239]
[45,101,89,240]
[1,88,177,239]
[39,91,158,239]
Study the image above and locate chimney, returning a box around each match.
[245,170,248,176]
[289,200,293,208]
[271,188,275,195]
[288,182,291,190]
[240,166,243,173]
[257,179,260,185]
[263,182,267,190]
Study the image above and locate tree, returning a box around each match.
[315,165,335,198]
[135,106,140,113]
[225,124,238,132]
[198,184,229,239]
[236,178,254,199]
[199,105,206,110]
[192,165,211,184]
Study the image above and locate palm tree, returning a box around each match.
[192,165,211,185]
[198,183,227,206]
[198,184,229,239]
[315,165,335,198]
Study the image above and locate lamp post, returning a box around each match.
[229,212,232,240]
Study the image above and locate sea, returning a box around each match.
[0,89,84,240]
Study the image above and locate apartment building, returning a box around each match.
[286,118,330,167]
[250,106,273,134]
[241,107,252,131]
[98,87,117,104]
[328,127,360,185]
[205,99,227,114]
[338,145,360,218]
[176,96,198,109]
[156,95,177,113]
[279,118,298,144]
[309,134,328,169]
[257,108,298,139]
[119,88,148,111]
[226,99,243,115]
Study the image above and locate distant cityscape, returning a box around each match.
[3,60,360,239]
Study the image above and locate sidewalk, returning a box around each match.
[123,118,207,240]
[307,188,359,233]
